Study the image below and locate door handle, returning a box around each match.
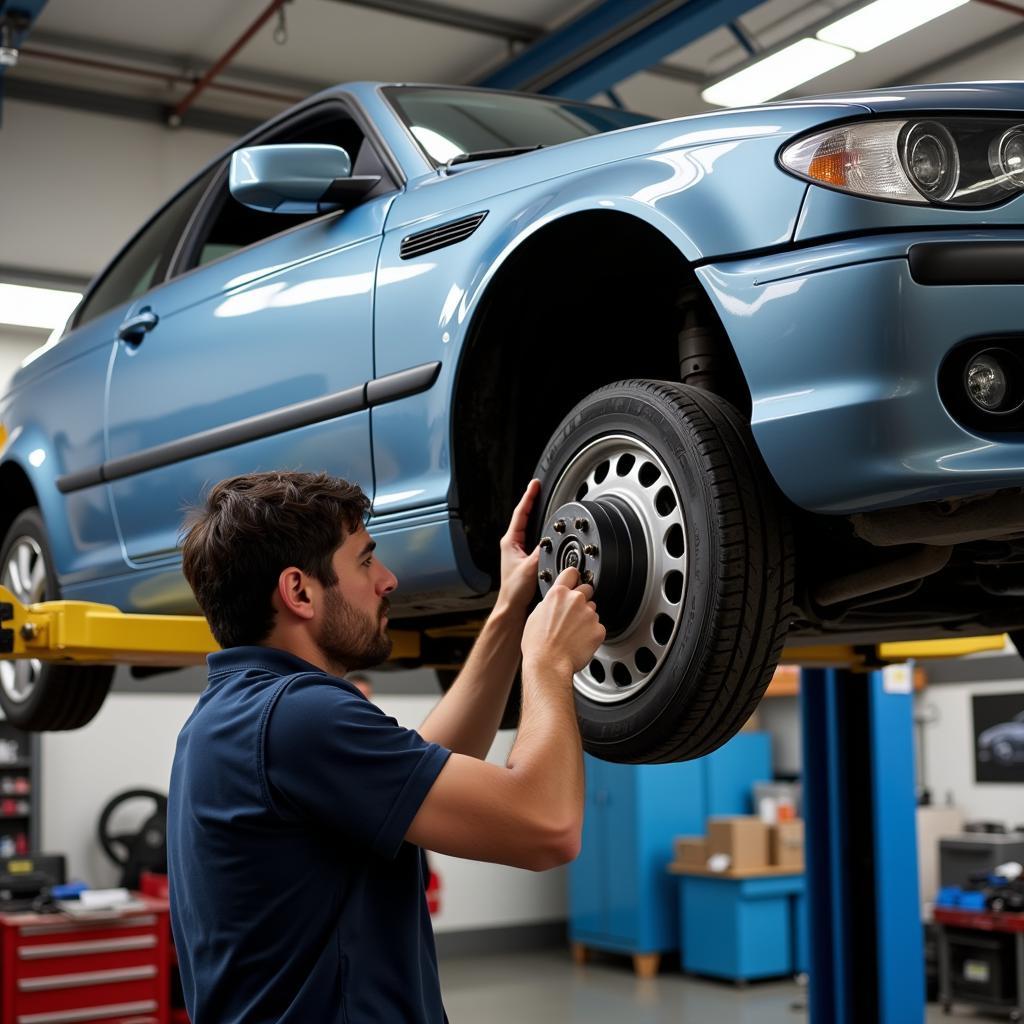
[117,310,159,345]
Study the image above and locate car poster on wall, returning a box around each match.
[974,693,1024,783]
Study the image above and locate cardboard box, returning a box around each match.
[770,820,805,869]
[707,817,770,871]
[673,836,707,867]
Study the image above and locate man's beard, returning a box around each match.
[316,585,392,676]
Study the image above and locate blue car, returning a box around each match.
[978,711,1024,767]
[4,81,1024,759]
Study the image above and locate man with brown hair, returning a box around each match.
[168,470,603,1024]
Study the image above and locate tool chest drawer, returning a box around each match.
[0,899,169,1024]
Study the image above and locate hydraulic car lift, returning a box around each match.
[0,585,1007,1022]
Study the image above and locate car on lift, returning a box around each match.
[4,81,1024,759]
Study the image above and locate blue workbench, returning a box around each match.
[671,866,806,981]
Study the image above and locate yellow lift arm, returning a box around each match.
[0,584,1008,668]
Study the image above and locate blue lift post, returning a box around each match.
[801,664,925,1024]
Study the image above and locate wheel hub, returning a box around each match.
[536,433,688,704]
[538,497,649,636]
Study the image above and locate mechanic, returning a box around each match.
[167,470,604,1024]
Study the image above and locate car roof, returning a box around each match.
[765,81,1024,114]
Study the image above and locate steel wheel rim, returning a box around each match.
[0,536,46,705]
[545,433,688,704]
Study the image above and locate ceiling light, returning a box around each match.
[818,0,971,53]
[702,38,855,108]
[0,283,82,331]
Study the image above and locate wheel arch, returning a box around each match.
[0,459,40,548]
[450,207,751,579]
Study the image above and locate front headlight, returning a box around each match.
[781,117,1024,207]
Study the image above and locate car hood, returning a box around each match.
[394,98,867,229]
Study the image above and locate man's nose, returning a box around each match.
[378,566,398,595]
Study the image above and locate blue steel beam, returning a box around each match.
[1,0,49,126]
[0,0,48,51]
[477,0,764,100]
[801,667,924,1024]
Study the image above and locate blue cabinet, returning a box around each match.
[569,732,772,961]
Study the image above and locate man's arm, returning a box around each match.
[417,480,541,759]
[406,567,604,870]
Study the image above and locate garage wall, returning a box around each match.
[39,676,566,935]
[0,100,230,281]
[0,100,230,394]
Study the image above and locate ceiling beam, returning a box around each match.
[0,262,90,291]
[4,76,260,136]
[331,0,539,43]
[29,29,331,96]
[475,0,763,99]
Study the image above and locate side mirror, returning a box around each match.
[229,144,381,214]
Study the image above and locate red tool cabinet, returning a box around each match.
[0,897,169,1024]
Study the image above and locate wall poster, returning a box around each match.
[973,692,1024,783]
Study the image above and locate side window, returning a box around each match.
[185,109,393,270]
[76,167,217,327]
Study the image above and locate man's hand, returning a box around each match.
[495,478,542,617]
[522,566,606,677]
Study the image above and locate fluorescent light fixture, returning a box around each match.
[818,0,971,53]
[702,38,855,108]
[0,283,81,331]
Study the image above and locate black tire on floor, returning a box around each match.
[0,508,114,731]
[533,379,794,764]
[436,669,522,732]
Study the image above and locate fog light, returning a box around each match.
[965,353,1008,411]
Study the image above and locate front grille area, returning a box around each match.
[400,212,488,259]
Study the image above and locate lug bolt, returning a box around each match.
[539,569,553,583]
[574,517,589,532]
[553,519,566,533]
[583,544,598,557]
[540,537,552,552]
[581,570,594,585]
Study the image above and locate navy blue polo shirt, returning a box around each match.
[168,646,451,1023]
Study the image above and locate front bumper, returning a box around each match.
[698,231,1024,514]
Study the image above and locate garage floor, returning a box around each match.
[439,950,971,1022]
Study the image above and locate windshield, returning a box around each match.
[383,86,656,165]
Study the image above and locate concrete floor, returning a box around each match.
[439,950,996,1022]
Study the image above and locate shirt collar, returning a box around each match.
[207,645,327,679]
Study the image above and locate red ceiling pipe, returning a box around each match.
[170,0,288,125]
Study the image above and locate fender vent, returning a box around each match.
[400,211,487,259]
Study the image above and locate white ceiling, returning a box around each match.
[9,0,1024,127]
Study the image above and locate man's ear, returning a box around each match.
[275,566,316,621]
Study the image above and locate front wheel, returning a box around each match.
[0,509,114,730]
[533,380,793,763]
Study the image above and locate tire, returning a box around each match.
[436,669,521,732]
[533,380,793,763]
[0,509,114,730]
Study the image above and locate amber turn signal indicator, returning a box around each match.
[807,150,851,186]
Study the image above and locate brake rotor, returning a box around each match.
[537,498,649,636]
